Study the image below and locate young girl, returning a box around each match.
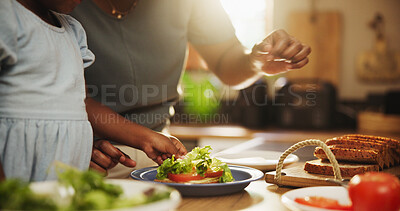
[0,0,187,181]
[0,0,94,181]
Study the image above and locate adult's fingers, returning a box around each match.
[280,41,304,60]
[252,42,271,54]
[260,30,311,62]
[261,60,290,75]
[264,29,292,56]
[270,37,292,57]
[288,57,309,69]
[290,45,312,63]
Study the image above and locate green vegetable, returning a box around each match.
[156,145,234,183]
[56,167,124,210]
[0,179,58,210]
[181,72,220,123]
[0,165,172,210]
[219,164,234,183]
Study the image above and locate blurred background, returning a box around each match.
[171,0,400,152]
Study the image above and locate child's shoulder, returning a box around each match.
[0,0,18,24]
[54,12,95,67]
[57,13,83,28]
[0,0,14,9]
[0,0,19,51]
[55,13,86,39]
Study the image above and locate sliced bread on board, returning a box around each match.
[304,159,380,177]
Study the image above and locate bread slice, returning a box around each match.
[343,134,400,162]
[332,145,394,168]
[304,159,379,177]
[343,134,400,147]
[332,135,400,164]
[325,137,396,168]
[314,146,385,169]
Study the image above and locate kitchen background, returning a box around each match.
[274,0,400,100]
[172,0,400,135]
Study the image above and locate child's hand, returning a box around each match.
[140,132,187,165]
[90,139,136,175]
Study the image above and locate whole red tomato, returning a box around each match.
[348,172,400,211]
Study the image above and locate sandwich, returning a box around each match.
[155,146,234,184]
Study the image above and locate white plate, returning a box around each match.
[30,179,181,211]
[213,150,299,171]
[281,186,351,211]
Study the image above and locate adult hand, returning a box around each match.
[90,139,136,175]
[139,132,187,165]
[250,29,311,75]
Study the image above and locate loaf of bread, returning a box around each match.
[343,134,400,164]
[304,134,399,177]
[324,138,397,167]
[304,159,379,177]
[314,147,386,169]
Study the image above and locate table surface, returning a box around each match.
[169,123,400,141]
[178,180,292,211]
[172,127,328,211]
[170,124,400,211]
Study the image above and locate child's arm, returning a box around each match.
[0,162,5,181]
[85,97,187,165]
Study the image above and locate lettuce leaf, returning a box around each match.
[155,146,234,182]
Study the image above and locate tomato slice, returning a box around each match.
[167,172,205,182]
[295,196,352,210]
[205,170,223,178]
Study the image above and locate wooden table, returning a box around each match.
[169,123,400,142]
[178,180,292,211]
[170,124,400,160]
[170,124,400,211]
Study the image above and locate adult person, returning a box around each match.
[71,0,311,178]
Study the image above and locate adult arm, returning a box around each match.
[193,30,311,89]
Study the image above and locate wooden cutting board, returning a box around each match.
[285,11,341,86]
[265,162,400,187]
